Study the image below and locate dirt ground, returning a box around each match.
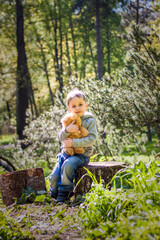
[0,200,85,240]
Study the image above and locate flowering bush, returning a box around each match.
[9,24,159,169]
[9,105,66,169]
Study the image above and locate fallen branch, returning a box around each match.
[0,160,13,172]
[0,155,16,171]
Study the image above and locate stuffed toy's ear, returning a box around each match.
[61,114,71,126]
[70,113,78,121]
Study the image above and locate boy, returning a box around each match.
[49,89,97,202]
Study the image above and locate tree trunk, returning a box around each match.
[65,30,72,77]
[136,0,139,24]
[0,168,46,206]
[69,13,78,79]
[58,0,63,81]
[157,123,160,145]
[80,38,87,79]
[16,0,29,139]
[6,101,11,120]
[147,124,152,142]
[39,40,54,106]
[33,23,54,106]
[95,0,103,80]
[75,162,125,196]
[85,25,97,78]
[156,96,160,144]
[28,79,38,117]
[53,1,63,93]
[106,11,111,74]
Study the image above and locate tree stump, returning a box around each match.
[75,161,125,196]
[0,168,46,206]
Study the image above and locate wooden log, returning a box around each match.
[0,168,46,206]
[75,161,125,196]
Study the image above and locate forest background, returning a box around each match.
[0,1,160,239]
[0,0,160,173]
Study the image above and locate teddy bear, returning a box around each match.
[61,112,89,156]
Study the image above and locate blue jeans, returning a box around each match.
[49,152,90,193]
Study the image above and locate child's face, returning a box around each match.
[68,97,88,117]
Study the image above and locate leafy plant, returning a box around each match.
[78,159,160,239]
[17,186,50,204]
[0,210,34,239]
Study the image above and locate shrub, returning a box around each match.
[78,159,160,239]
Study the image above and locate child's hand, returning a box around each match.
[64,138,73,147]
[65,122,79,133]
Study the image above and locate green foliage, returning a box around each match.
[112,160,160,191]
[0,134,14,145]
[1,12,159,173]
[0,210,34,239]
[4,69,159,170]
[17,187,37,204]
[61,75,159,157]
[17,186,50,205]
[1,0,127,125]
[78,159,160,239]
[2,105,66,170]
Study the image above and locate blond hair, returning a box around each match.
[66,89,86,106]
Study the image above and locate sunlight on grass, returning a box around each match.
[45,178,50,192]
[105,155,156,165]
[79,160,160,239]
[0,134,15,145]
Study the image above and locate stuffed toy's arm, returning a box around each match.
[58,128,71,142]
[72,118,97,148]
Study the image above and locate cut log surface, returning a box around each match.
[0,168,46,206]
[75,161,125,196]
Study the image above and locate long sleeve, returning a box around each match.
[72,118,97,148]
[58,128,71,142]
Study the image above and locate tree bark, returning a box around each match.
[0,168,46,206]
[147,124,152,142]
[136,0,139,24]
[106,10,111,74]
[65,29,72,77]
[28,79,39,117]
[75,162,125,196]
[53,0,63,93]
[84,23,97,78]
[80,37,87,79]
[6,101,11,120]
[32,23,54,106]
[95,0,103,80]
[69,13,78,79]
[58,0,63,81]
[16,0,29,139]
[40,40,54,106]
[87,32,97,78]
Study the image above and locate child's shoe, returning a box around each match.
[57,190,74,202]
[50,191,58,199]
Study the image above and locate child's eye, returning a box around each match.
[79,104,83,106]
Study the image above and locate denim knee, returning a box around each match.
[62,160,74,175]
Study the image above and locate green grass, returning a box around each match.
[0,133,160,240]
[78,159,160,239]
[0,210,34,239]
[96,133,159,165]
[105,155,156,165]
[122,134,159,156]
[0,134,15,145]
